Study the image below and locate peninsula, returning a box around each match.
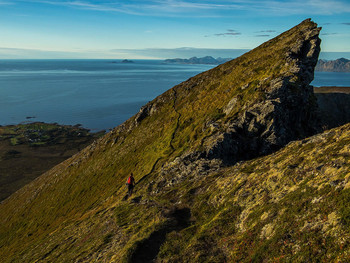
[0,122,104,201]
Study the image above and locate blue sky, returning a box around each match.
[0,0,349,59]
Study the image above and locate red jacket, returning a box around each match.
[127,176,135,185]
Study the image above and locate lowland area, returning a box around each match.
[0,122,104,201]
[314,86,350,94]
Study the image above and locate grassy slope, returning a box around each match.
[2,123,348,262]
[154,123,350,262]
[0,19,343,262]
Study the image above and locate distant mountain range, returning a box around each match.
[165,56,350,72]
[164,56,232,65]
[315,58,350,72]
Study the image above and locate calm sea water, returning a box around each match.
[0,60,349,131]
[0,60,213,131]
[312,71,350,87]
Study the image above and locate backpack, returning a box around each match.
[127,176,133,185]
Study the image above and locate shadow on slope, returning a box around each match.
[315,91,350,129]
[129,208,191,263]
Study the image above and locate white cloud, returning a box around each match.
[308,0,350,14]
[205,29,242,37]
[0,47,121,59]
[20,0,136,14]
[109,47,249,59]
[0,1,13,4]
[150,0,240,10]
[13,0,350,16]
[254,0,350,15]
[1,46,349,59]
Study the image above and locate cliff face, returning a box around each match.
[315,58,350,72]
[186,18,321,165]
[2,19,350,262]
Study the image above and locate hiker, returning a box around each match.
[126,173,135,196]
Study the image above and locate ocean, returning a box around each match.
[0,60,349,131]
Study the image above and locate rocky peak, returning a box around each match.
[166,19,322,166]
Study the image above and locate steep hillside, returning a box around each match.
[2,19,348,262]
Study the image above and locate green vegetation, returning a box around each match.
[0,122,104,201]
[1,19,348,262]
[0,122,96,147]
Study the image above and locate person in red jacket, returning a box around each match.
[126,173,135,196]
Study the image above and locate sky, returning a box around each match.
[0,0,349,59]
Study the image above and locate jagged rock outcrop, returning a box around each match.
[172,19,322,166]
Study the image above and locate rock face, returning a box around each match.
[192,19,322,165]
[316,58,350,72]
[154,19,322,168]
[159,19,322,184]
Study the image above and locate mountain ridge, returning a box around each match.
[2,19,350,262]
[164,57,350,72]
[315,57,350,72]
[164,56,232,65]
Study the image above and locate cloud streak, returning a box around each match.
[14,0,350,17]
[215,29,241,37]
[255,30,277,33]
[20,0,140,14]
[2,46,349,60]
[0,1,13,4]
[110,47,250,59]
[253,30,277,37]
[321,32,338,36]
[0,46,250,59]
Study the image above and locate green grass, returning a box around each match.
[2,19,345,263]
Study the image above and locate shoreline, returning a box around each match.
[314,86,350,94]
[0,122,105,201]
[0,120,108,134]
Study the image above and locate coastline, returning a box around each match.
[314,86,350,93]
[0,122,104,201]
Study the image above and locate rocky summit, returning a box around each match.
[1,19,350,262]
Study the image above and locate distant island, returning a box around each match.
[121,59,134,63]
[315,58,350,72]
[164,56,350,71]
[111,59,135,64]
[164,56,232,65]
